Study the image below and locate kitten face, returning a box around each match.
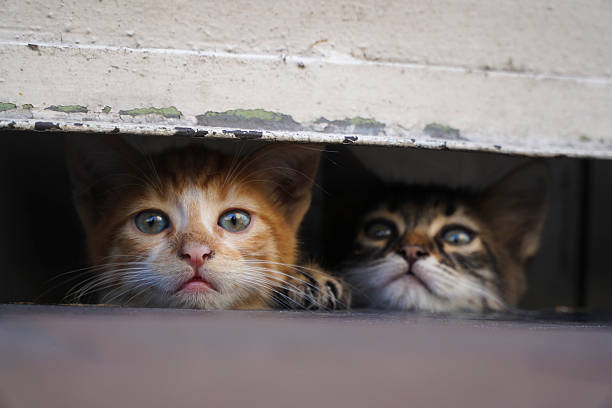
[343,165,549,312]
[103,171,287,309]
[346,196,505,311]
[67,137,323,309]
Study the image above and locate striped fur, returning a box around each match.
[341,164,549,312]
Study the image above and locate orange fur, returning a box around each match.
[66,136,346,310]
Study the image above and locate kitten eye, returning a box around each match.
[218,209,251,233]
[442,227,473,245]
[135,210,169,234]
[364,220,395,240]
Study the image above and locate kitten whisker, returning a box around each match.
[240,266,335,309]
[66,267,152,303]
[244,275,324,310]
[237,274,307,309]
[103,278,158,305]
[428,267,505,308]
[242,264,326,293]
[37,263,144,302]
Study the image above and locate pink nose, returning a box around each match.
[399,245,429,263]
[179,244,213,270]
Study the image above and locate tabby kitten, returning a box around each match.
[341,164,549,312]
[66,135,347,310]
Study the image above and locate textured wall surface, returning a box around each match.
[1,0,612,157]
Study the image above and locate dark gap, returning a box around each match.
[576,159,591,308]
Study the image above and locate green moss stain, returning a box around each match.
[204,109,285,122]
[196,109,384,134]
[315,116,385,135]
[119,106,181,118]
[347,117,383,127]
[197,109,300,130]
[424,123,462,140]
[425,123,455,132]
[22,104,33,109]
[0,102,17,112]
[47,105,88,113]
[102,105,111,114]
[579,135,592,142]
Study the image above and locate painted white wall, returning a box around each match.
[1,0,611,158]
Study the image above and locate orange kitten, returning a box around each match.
[66,136,347,310]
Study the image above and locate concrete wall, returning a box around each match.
[1,0,612,158]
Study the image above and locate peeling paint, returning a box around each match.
[174,126,194,135]
[197,109,301,131]
[0,102,17,112]
[47,105,88,113]
[34,121,60,131]
[174,126,208,137]
[22,104,33,109]
[3,119,612,160]
[119,106,181,118]
[223,129,263,140]
[102,105,111,113]
[424,123,462,140]
[195,109,387,135]
[314,117,385,135]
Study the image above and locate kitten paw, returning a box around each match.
[281,268,350,310]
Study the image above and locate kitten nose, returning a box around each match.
[179,244,213,270]
[400,245,429,263]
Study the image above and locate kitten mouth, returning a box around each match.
[389,264,432,293]
[177,276,216,294]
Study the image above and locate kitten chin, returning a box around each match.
[66,136,348,310]
[341,163,549,313]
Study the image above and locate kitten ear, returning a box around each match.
[477,162,550,263]
[245,143,322,228]
[65,134,142,216]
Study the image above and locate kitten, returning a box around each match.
[65,135,347,310]
[340,164,549,312]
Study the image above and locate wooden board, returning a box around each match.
[1,304,611,408]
